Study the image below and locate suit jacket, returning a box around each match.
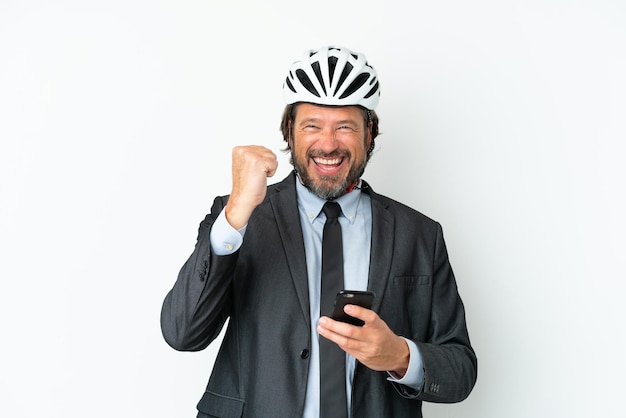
[161,173,477,418]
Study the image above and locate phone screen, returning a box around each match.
[330,290,375,326]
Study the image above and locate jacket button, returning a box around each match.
[300,349,310,359]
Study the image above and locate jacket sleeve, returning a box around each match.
[393,223,477,403]
[160,195,238,351]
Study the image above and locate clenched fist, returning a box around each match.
[225,145,278,229]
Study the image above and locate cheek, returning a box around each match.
[292,135,317,154]
[349,137,369,157]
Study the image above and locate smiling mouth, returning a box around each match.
[313,156,344,167]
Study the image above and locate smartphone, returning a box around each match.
[330,290,375,326]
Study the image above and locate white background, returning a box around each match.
[1,1,625,417]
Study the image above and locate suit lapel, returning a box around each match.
[363,185,395,313]
[269,173,311,328]
[352,184,395,411]
[266,176,395,325]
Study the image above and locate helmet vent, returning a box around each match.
[311,61,327,95]
[364,81,379,99]
[285,77,296,93]
[340,72,368,99]
[334,62,354,96]
[328,56,338,86]
[295,69,320,98]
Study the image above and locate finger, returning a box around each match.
[245,147,277,177]
[317,317,374,359]
[317,327,357,354]
[344,304,378,325]
[317,316,360,342]
[264,157,278,177]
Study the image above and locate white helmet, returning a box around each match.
[283,46,380,110]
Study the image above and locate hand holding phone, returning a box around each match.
[330,290,375,326]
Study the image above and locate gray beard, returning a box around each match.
[292,151,367,200]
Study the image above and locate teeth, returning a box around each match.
[314,157,342,165]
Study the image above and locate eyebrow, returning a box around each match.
[297,118,321,126]
[297,118,360,127]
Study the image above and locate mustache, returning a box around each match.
[307,150,351,159]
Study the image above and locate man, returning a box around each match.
[161,46,477,418]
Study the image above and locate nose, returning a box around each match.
[317,127,339,152]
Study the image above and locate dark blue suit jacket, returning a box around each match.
[161,172,477,417]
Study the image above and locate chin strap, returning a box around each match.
[346,181,360,193]
[345,176,367,194]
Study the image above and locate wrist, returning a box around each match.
[391,337,410,377]
[224,200,253,230]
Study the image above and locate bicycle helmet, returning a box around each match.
[283,46,380,110]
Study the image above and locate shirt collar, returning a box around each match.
[295,176,362,224]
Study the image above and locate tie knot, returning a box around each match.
[322,201,342,220]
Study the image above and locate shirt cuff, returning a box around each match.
[209,209,246,255]
[386,338,424,390]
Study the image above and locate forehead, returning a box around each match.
[294,103,365,123]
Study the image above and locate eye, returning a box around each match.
[337,125,355,132]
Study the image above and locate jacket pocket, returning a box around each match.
[393,275,431,287]
[197,391,245,418]
[385,275,432,336]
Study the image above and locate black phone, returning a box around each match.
[330,290,375,326]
